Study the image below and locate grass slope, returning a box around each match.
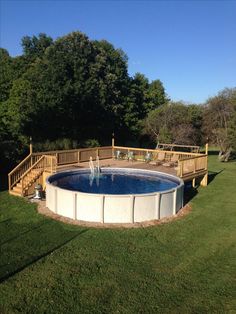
[0,154,235,313]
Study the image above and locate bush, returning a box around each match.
[33,138,78,152]
[81,139,100,148]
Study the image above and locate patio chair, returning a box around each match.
[163,154,179,167]
[115,150,121,159]
[144,152,152,163]
[150,151,166,166]
[127,151,134,162]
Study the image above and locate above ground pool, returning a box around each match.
[50,169,179,194]
[46,168,184,224]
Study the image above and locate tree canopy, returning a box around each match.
[203,88,236,161]
[0,31,169,167]
[0,30,235,168]
[143,101,204,145]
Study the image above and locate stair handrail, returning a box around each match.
[21,155,56,182]
[21,155,57,195]
[8,154,33,190]
[21,155,45,181]
[8,153,32,176]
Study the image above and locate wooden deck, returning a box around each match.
[8,144,208,197]
[77,158,177,176]
[58,158,207,186]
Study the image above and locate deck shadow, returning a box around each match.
[208,169,224,185]
[183,169,224,205]
[184,183,198,205]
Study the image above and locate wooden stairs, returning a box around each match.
[9,168,44,197]
[8,154,57,197]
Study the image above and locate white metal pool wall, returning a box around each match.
[46,169,184,224]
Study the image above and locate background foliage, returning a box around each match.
[0,31,236,169]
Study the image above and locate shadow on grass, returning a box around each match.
[229,151,236,161]
[0,220,52,246]
[0,218,12,225]
[208,150,219,156]
[183,169,224,205]
[184,183,198,205]
[208,169,224,185]
[0,222,88,283]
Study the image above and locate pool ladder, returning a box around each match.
[89,156,100,175]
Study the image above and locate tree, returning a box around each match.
[0,48,13,102]
[6,32,131,145]
[145,79,169,112]
[0,29,171,165]
[91,40,129,140]
[143,101,203,145]
[122,73,148,136]
[203,88,236,161]
[21,33,53,58]
[122,73,168,141]
[228,109,236,151]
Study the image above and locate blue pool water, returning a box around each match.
[50,170,178,195]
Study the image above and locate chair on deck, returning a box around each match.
[163,154,179,167]
[151,151,166,166]
[127,151,134,162]
[115,150,121,159]
[144,152,152,163]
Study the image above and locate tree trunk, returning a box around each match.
[218,148,232,162]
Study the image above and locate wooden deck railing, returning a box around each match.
[113,146,202,161]
[157,143,200,153]
[32,146,113,166]
[8,154,33,190]
[177,155,208,177]
[113,145,208,185]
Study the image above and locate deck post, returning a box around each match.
[200,173,208,187]
[112,133,115,158]
[50,156,53,174]
[29,136,33,154]
[8,174,11,191]
[201,143,208,186]
[29,137,33,166]
[77,150,80,165]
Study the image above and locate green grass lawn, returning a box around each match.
[0,154,235,313]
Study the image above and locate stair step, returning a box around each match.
[26,172,39,177]
[9,190,22,197]
[31,170,41,174]
[13,186,23,193]
[11,168,44,197]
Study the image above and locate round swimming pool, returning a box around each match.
[50,169,179,194]
[46,168,184,224]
